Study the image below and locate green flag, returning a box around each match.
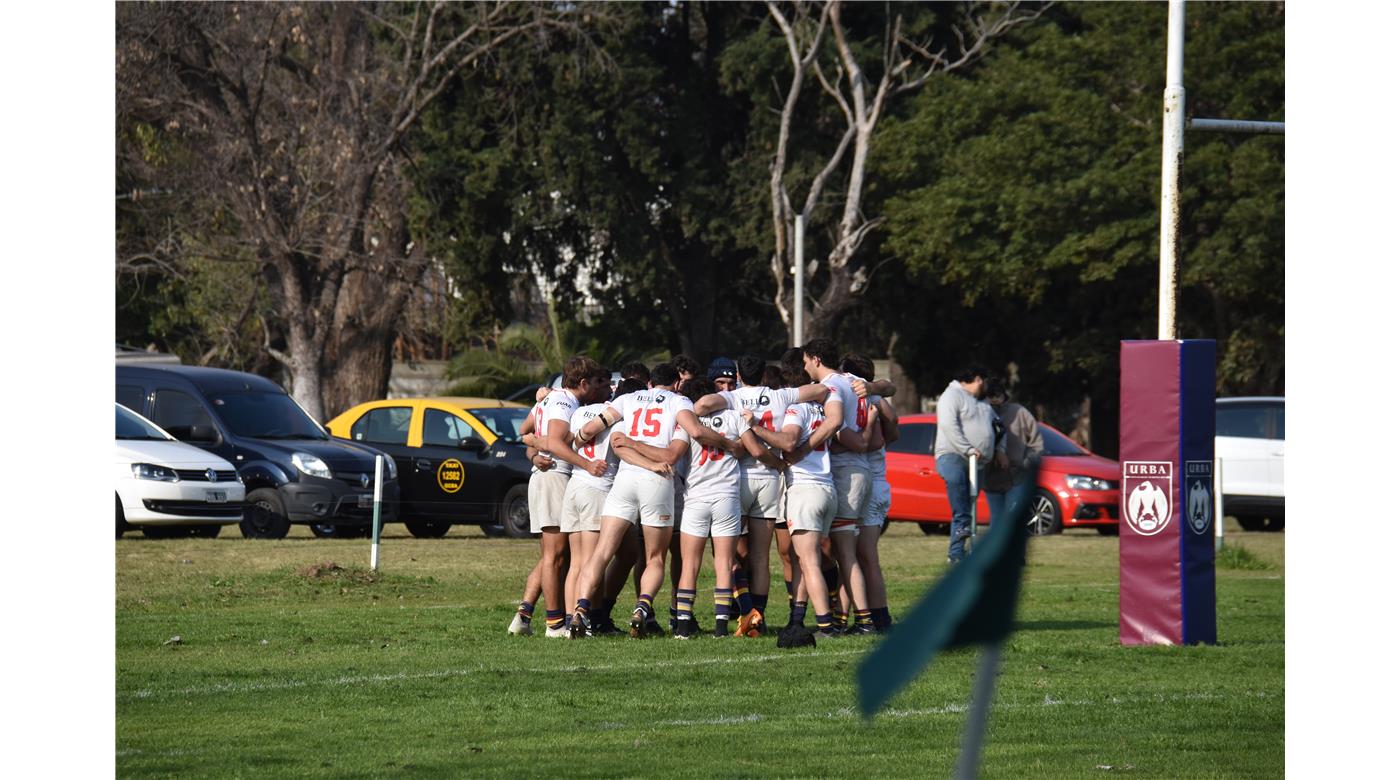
[856,466,1037,717]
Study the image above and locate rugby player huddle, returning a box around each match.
[511,338,900,642]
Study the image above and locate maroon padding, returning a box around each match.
[1119,341,1182,645]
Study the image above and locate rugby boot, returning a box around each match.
[734,608,766,638]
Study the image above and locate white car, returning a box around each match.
[1215,397,1285,531]
[116,403,245,538]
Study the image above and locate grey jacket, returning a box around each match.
[985,402,1043,492]
[934,380,997,461]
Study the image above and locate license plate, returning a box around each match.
[205,490,227,503]
[358,494,373,509]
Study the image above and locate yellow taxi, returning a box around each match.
[326,398,534,538]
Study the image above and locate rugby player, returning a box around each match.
[515,356,607,638]
[798,339,879,633]
[841,353,900,633]
[672,377,776,638]
[561,366,620,616]
[744,363,846,639]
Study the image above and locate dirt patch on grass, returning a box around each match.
[296,561,381,584]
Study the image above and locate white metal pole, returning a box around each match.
[794,214,805,346]
[954,643,1003,780]
[968,453,979,551]
[370,455,384,571]
[1213,456,1224,553]
[1158,0,1186,341]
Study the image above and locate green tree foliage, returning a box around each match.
[411,2,786,363]
[871,2,1282,448]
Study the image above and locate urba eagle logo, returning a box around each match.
[1185,460,1212,535]
[1123,462,1172,536]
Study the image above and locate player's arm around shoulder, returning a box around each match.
[747,407,800,453]
[694,392,729,416]
[576,402,621,445]
[679,408,739,454]
[876,398,900,444]
[811,396,846,451]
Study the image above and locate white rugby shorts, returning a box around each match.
[559,478,608,533]
[680,494,742,538]
[861,479,891,528]
[740,475,782,520]
[602,470,676,528]
[528,469,570,533]
[785,482,837,535]
[832,466,872,522]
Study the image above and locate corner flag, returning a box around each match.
[855,466,1037,717]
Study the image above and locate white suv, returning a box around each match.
[1215,397,1284,531]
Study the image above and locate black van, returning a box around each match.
[116,365,400,538]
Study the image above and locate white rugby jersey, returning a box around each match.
[864,394,888,480]
[608,387,695,478]
[822,372,869,473]
[568,403,619,491]
[685,409,745,502]
[530,389,580,475]
[719,385,805,481]
[783,402,832,487]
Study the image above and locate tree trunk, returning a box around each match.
[285,322,326,422]
[805,256,862,339]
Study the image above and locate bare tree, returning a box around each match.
[765,0,1046,340]
[117,2,597,419]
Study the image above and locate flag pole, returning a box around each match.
[954,642,1004,780]
[370,454,384,571]
[967,454,979,552]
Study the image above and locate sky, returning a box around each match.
[1,1,1394,775]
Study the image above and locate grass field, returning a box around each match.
[115,521,1284,778]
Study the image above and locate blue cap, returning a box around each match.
[707,357,737,380]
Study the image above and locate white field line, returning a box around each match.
[592,689,1278,732]
[117,690,1280,759]
[120,648,864,701]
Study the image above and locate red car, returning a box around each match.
[885,413,1121,535]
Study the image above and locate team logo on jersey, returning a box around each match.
[437,458,464,493]
[1123,461,1172,536]
[1185,460,1212,535]
[710,416,724,427]
[757,394,770,407]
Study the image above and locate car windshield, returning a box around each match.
[209,392,328,439]
[468,407,529,442]
[1038,424,1087,456]
[116,405,171,441]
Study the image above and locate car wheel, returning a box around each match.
[918,522,944,536]
[192,525,222,538]
[405,520,452,539]
[309,523,338,538]
[241,488,292,539]
[1027,490,1063,536]
[116,494,131,539]
[1263,516,1284,532]
[499,484,532,539]
[1236,515,1265,532]
[1096,525,1120,536]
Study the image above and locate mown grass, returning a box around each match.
[116,521,1283,778]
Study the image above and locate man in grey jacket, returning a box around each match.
[983,378,1043,523]
[934,365,1002,563]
